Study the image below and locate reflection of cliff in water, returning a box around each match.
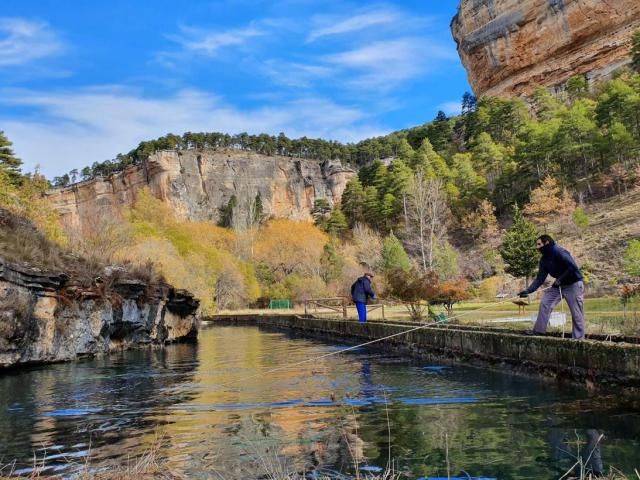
[0,344,199,472]
[153,326,364,477]
[1,325,639,478]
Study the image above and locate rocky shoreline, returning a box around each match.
[0,260,199,369]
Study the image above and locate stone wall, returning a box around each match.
[0,261,199,368]
[46,149,355,232]
[452,0,640,97]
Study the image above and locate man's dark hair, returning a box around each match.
[537,234,555,244]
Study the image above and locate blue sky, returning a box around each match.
[0,0,470,177]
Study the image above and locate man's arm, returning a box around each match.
[524,263,548,294]
[553,248,581,284]
[364,279,376,299]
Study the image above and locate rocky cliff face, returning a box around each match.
[452,0,640,97]
[47,150,355,231]
[0,260,199,368]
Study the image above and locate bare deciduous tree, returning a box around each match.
[351,222,383,272]
[406,170,449,272]
[72,212,131,264]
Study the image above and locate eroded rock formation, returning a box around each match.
[47,149,355,232]
[0,259,199,368]
[452,0,640,97]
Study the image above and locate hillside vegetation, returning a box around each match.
[2,61,640,313]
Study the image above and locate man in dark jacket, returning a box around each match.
[519,234,585,338]
[351,273,376,323]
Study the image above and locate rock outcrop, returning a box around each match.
[47,149,355,232]
[452,0,640,98]
[0,259,199,368]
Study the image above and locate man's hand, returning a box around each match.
[552,279,561,288]
[518,291,529,298]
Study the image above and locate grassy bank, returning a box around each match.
[216,295,640,337]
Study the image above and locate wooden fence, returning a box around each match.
[303,297,385,321]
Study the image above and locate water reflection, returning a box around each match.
[551,429,604,477]
[0,325,638,479]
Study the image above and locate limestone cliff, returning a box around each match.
[47,149,355,232]
[0,260,199,368]
[452,0,640,97]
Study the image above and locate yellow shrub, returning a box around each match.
[478,276,502,301]
[122,188,259,314]
[255,219,328,278]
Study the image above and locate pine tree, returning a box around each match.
[372,162,388,195]
[381,232,411,272]
[363,186,380,229]
[396,139,415,163]
[325,208,348,236]
[0,131,23,186]
[218,195,237,228]
[253,192,264,224]
[320,241,344,283]
[341,177,366,226]
[499,206,540,284]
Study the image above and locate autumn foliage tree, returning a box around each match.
[386,268,439,321]
[461,199,500,247]
[255,219,328,278]
[524,176,575,232]
[428,278,471,316]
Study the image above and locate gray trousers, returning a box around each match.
[533,281,585,339]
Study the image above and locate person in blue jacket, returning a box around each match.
[519,234,585,338]
[351,272,376,323]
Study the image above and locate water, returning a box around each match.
[0,325,639,479]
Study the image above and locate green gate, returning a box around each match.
[269,299,292,309]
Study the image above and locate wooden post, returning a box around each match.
[304,300,308,317]
[342,297,348,319]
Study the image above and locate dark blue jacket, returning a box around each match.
[526,242,583,293]
[351,276,376,304]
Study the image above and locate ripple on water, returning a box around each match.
[42,407,103,417]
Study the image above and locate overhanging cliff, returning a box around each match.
[452,0,640,98]
[47,149,355,231]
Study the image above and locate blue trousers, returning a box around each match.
[356,302,367,322]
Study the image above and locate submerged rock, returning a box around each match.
[0,260,199,368]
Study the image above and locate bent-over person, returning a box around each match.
[519,234,585,339]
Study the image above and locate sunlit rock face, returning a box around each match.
[452,0,640,97]
[0,261,199,368]
[46,150,355,232]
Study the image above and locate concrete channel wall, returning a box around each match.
[210,314,640,392]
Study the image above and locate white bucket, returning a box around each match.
[533,312,567,327]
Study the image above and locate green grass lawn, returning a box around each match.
[216,296,640,336]
[371,296,640,336]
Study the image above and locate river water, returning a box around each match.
[0,325,639,479]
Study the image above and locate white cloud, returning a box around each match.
[307,7,400,42]
[0,87,387,177]
[261,59,333,88]
[438,101,462,116]
[325,38,456,90]
[168,24,265,56]
[0,17,64,66]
